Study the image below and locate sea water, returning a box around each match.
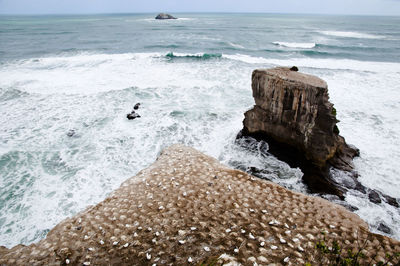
[0,13,399,247]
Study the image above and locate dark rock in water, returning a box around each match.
[127,112,141,120]
[134,103,141,110]
[67,129,75,137]
[368,189,382,204]
[239,67,359,198]
[377,223,392,234]
[155,13,177,20]
[290,66,299,71]
[342,203,359,212]
[382,194,399,208]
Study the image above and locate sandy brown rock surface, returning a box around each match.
[243,67,358,170]
[0,144,399,265]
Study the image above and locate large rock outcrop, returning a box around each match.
[243,67,358,169]
[240,67,361,197]
[1,145,399,265]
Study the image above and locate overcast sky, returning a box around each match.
[1,0,400,16]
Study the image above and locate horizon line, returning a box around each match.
[0,11,399,17]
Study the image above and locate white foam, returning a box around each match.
[1,51,400,247]
[228,42,245,49]
[138,17,195,22]
[273,41,316,49]
[319,31,385,39]
[223,53,400,72]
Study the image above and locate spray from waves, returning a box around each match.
[1,51,400,245]
[2,52,400,97]
[165,52,222,60]
[224,53,400,72]
[137,18,196,23]
[319,31,385,39]
[273,41,316,49]
[227,42,245,49]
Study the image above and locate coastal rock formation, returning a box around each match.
[155,13,177,20]
[1,145,399,265]
[240,67,360,197]
[243,67,358,169]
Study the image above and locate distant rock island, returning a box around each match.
[155,13,177,20]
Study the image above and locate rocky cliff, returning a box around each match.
[240,67,361,197]
[1,145,399,265]
[243,67,358,169]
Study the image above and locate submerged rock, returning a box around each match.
[127,112,140,120]
[155,13,177,20]
[1,145,398,265]
[66,129,75,137]
[127,105,141,120]
[368,189,382,204]
[378,223,392,234]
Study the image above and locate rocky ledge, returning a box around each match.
[239,67,399,208]
[1,145,399,265]
[155,13,177,20]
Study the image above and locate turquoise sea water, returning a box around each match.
[0,13,400,247]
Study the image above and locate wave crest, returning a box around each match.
[273,41,316,49]
[319,31,385,39]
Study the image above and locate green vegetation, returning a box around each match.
[306,232,400,266]
[332,107,337,116]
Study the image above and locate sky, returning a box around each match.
[0,0,400,16]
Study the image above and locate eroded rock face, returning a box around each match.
[0,145,399,265]
[243,67,358,169]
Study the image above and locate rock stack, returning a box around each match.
[240,67,359,197]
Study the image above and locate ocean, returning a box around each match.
[0,13,399,247]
